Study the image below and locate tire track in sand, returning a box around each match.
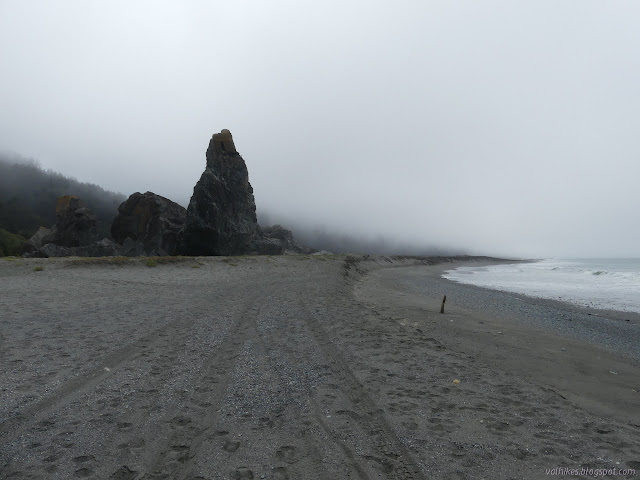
[0,314,198,442]
[299,300,427,480]
[249,299,336,480]
[137,300,261,480]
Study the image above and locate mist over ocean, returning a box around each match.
[443,259,640,313]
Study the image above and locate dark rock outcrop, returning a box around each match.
[37,195,98,247]
[255,225,316,254]
[35,243,71,258]
[52,195,98,247]
[119,237,148,257]
[25,195,98,252]
[180,130,261,255]
[24,195,119,258]
[249,236,288,255]
[111,191,187,256]
[25,226,56,251]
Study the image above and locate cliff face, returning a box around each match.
[180,130,261,256]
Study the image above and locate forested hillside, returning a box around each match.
[0,153,126,240]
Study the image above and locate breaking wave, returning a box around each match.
[442,258,640,313]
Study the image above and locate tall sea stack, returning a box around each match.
[180,129,261,255]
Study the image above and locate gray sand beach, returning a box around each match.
[1,255,638,479]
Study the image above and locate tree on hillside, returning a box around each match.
[0,153,126,239]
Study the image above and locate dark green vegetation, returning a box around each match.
[0,228,26,256]
[0,153,126,249]
[145,258,158,267]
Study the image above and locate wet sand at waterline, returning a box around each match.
[1,255,638,479]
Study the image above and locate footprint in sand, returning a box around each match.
[486,421,510,432]
[36,420,55,431]
[276,445,297,463]
[72,455,95,464]
[170,415,192,427]
[509,448,533,460]
[109,465,138,480]
[363,455,394,474]
[402,421,419,431]
[169,444,192,464]
[272,466,289,480]
[232,467,254,479]
[74,467,94,478]
[223,440,241,452]
[259,416,275,427]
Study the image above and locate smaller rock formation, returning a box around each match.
[24,195,117,258]
[249,236,286,255]
[180,129,261,255]
[255,225,316,254]
[52,195,98,247]
[111,192,187,256]
[26,195,98,252]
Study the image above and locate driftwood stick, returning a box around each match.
[440,295,447,314]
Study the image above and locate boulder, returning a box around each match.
[37,243,71,258]
[249,237,288,255]
[25,226,56,250]
[259,225,316,254]
[261,224,295,245]
[119,237,147,257]
[180,129,261,255]
[111,191,186,256]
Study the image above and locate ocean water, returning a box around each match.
[442,258,640,313]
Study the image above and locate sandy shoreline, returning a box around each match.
[1,255,638,479]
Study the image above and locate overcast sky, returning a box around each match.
[1,1,639,258]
